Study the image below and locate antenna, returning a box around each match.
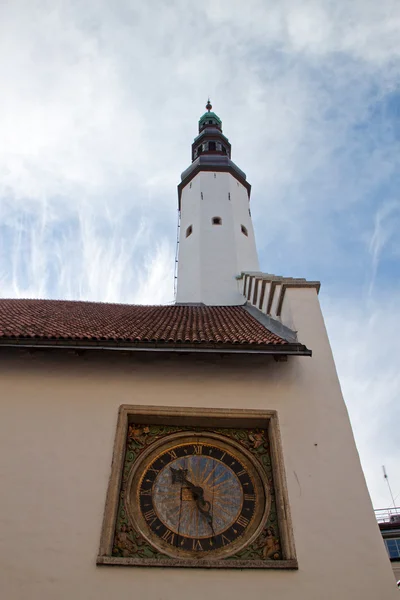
[173,208,181,300]
[382,465,396,508]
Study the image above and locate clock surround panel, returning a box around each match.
[97,405,297,569]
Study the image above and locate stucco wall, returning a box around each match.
[391,562,400,582]
[0,292,397,599]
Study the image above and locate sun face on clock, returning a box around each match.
[126,432,269,559]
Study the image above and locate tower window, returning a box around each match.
[209,141,216,151]
[198,146,202,155]
[209,120,213,124]
[228,193,231,200]
[201,192,203,199]
[222,146,227,155]
[248,208,251,216]
[189,182,192,188]
[212,217,222,225]
[186,225,193,238]
[241,225,248,236]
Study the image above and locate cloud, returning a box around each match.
[323,294,400,508]
[368,200,400,296]
[0,0,399,507]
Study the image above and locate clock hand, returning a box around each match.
[195,497,215,535]
[170,467,204,498]
[170,467,215,534]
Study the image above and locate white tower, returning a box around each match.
[176,101,259,306]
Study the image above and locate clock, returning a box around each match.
[126,431,269,559]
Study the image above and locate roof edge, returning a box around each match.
[243,303,299,344]
[178,164,251,209]
[0,338,312,356]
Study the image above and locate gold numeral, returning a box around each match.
[192,539,203,551]
[193,445,203,454]
[140,489,152,496]
[236,515,249,528]
[161,529,175,544]
[237,469,246,476]
[168,450,177,460]
[220,452,226,461]
[221,534,230,546]
[148,467,159,474]
[244,493,256,501]
[144,509,157,525]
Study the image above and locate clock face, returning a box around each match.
[127,432,269,559]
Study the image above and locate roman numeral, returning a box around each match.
[143,509,157,525]
[244,493,256,501]
[220,452,226,461]
[148,467,159,474]
[140,489,152,496]
[168,450,177,460]
[237,469,246,476]
[161,529,175,544]
[221,534,230,546]
[236,515,249,528]
[192,539,203,551]
[192,445,203,454]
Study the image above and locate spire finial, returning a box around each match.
[206,98,212,112]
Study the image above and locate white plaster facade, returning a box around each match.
[176,171,259,305]
[0,286,398,599]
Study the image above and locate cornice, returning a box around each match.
[178,164,251,208]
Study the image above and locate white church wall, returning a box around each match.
[176,172,259,305]
[0,339,397,599]
[230,178,259,276]
[176,175,202,302]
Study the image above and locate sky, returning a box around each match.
[0,0,399,509]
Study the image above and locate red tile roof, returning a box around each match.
[0,299,310,354]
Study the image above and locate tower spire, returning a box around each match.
[175,105,259,306]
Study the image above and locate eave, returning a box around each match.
[178,164,251,209]
[0,337,312,356]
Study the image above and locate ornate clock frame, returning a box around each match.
[97,405,297,569]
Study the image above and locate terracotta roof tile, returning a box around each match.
[0,299,288,347]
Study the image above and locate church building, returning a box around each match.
[0,102,397,598]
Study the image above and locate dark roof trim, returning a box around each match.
[0,338,312,356]
[379,522,400,532]
[193,129,231,146]
[178,165,251,209]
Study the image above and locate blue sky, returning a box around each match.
[0,0,399,509]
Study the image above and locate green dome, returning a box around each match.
[199,111,222,126]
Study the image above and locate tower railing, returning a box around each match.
[374,507,400,524]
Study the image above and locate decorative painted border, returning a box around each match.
[97,405,297,569]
